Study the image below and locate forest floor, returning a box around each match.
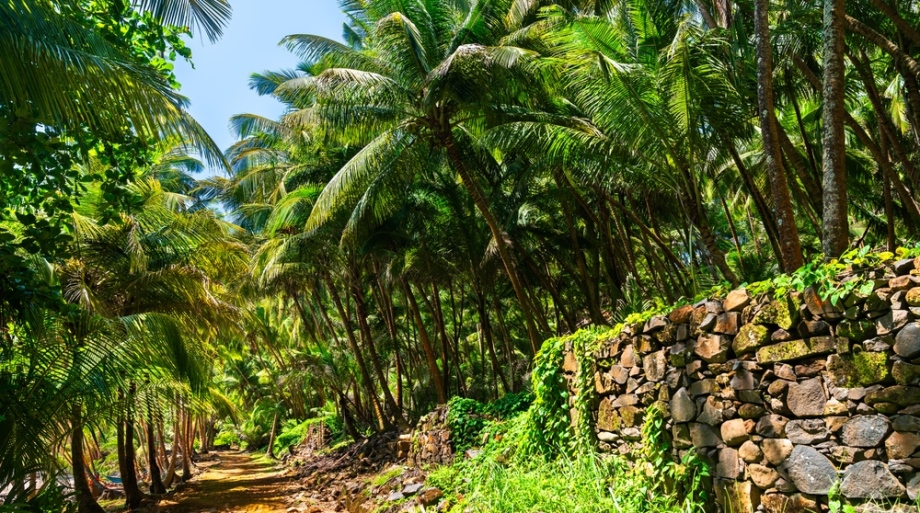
[150,452,316,513]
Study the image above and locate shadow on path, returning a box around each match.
[155,452,296,513]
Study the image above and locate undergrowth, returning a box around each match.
[427,247,920,511]
[431,329,709,512]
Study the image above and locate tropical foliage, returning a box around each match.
[2,0,920,510]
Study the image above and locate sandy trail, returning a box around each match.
[154,452,298,513]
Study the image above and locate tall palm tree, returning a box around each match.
[754,0,804,271]
[283,0,549,349]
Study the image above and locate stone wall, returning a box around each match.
[404,406,453,467]
[566,257,920,512]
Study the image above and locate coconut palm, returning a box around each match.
[279,0,551,349]
[0,0,230,141]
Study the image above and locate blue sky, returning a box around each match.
[174,0,346,175]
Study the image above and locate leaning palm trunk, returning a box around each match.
[441,130,542,354]
[265,410,280,459]
[402,279,447,404]
[321,271,390,431]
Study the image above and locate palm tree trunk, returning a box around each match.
[754,0,804,272]
[476,288,509,394]
[866,0,920,47]
[402,279,447,404]
[72,406,105,513]
[795,55,920,231]
[347,262,404,428]
[160,417,177,488]
[441,129,542,354]
[265,410,279,459]
[122,416,143,509]
[777,126,823,216]
[146,402,166,494]
[822,0,850,258]
[321,271,390,431]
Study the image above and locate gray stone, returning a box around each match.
[696,396,725,425]
[895,258,917,275]
[738,403,765,419]
[830,446,859,464]
[895,323,920,358]
[610,365,629,384]
[597,431,617,443]
[670,387,696,423]
[785,419,830,444]
[774,363,796,380]
[730,366,757,390]
[841,415,890,447]
[715,312,741,335]
[689,423,722,448]
[893,415,920,432]
[840,461,906,499]
[699,313,717,331]
[798,319,830,337]
[756,337,836,364]
[721,418,753,446]
[894,360,920,386]
[402,483,423,495]
[908,473,920,501]
[643,350,667,382]
[724,289,751,312]
[877,309,910,335]
[827,352,890,387]
[786,377,827,417]
[866,385,920,407]
[716,448,741,479]
[688,378,715,397]
[611,394,638,408]
[762,438,793,465]
[622,344,640,367]
[783,445,837,495]
[644,315,668,333]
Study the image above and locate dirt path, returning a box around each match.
[155,452,301,513]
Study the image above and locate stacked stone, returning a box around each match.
[405,406,453,467]
[568,257,920,513]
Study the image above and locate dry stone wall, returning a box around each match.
[404,406,453,467]
[566,257,920,513]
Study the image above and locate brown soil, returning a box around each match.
[153,452,306,513]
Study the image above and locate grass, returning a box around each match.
[429,454,706,513]
[369,465,405,487]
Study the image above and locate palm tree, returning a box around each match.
[821,0,849,257]
[753,0,804,272]
[282,0,548,349]
[0,0,231,141]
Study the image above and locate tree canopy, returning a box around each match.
[2,0,920,510]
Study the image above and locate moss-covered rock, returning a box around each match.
[827,352,890,387]
[836,320,877,341]
[756,336,836,364]
[732,324,771,355]
[866,385,920,407]
[892,360,920,385]
[752,296,801,330]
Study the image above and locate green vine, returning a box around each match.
[747,246,920,305]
